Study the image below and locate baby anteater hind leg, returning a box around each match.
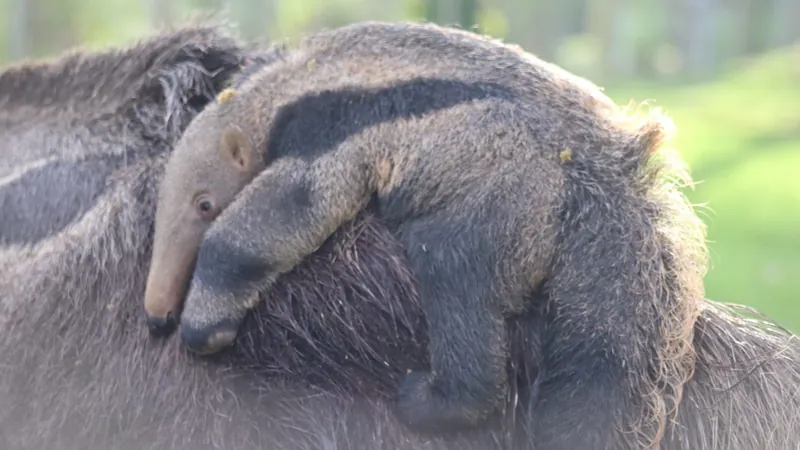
[395,213,509,433]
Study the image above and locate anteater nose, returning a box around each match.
[179,321,239,355]
[146,312,178,338]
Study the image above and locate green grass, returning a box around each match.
[606,47,800,332]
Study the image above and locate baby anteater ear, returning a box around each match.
[220,126,254,173]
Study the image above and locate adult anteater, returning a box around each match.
[0,22,798,450]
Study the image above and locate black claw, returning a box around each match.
[179,319,240,355]
[146,312,178,338]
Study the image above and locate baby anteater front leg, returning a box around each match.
[178,155,373,353]
[395,216,509,434]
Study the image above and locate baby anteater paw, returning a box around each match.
[395,370,493,434]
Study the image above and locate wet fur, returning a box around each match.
[0,23,798,450]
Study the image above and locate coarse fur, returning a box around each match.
[1,22,799,450]
[0,23,244,245]
[151,21,710,444]
[0,23,532,450]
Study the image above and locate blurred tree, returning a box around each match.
[679,0,718,78]
[0,0,798,92]
[421,0,478,30]
[8,0,29,59]
[193,0,226,10]
[30,0,79,57]
[147,0,175,27]
[744,0,771,54]
[498,0,539,56]
[607,0,636,78]
[528,0,563,61]
[426,0,461,25]
[460,0,476,29]
[424,0,440,22]
[231,0,273,40]
[584,0,623,79]
[770,0,800,47]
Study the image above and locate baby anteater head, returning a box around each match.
[143,89,267,336]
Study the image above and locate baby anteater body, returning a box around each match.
[147,21,680,441]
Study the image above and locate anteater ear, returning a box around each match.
[220,126,254,173]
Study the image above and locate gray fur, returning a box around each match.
[0,24,244,244]
[162,21,697,445]
[0,22,798,450]
[0,22,513,450]
[159,22,800,449]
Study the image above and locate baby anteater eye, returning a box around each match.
[194,195,217,219]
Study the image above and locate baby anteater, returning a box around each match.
[145,21,675,436]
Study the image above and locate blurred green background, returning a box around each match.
[1,0,798,331]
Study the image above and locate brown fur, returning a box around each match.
[1,22,798,450]
[151,21,705,444]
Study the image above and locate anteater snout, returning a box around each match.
[179,320,239,355]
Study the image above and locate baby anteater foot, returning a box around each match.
[395,370,497,434]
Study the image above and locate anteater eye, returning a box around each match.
[195,196,216,217]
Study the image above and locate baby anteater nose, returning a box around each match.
[146,312,178,338]
[179,321,239,355]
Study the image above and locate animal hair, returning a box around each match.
[0,22,798,450]
[0,23,525,450]
[160,21,714,446]
[0,23,244,245]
